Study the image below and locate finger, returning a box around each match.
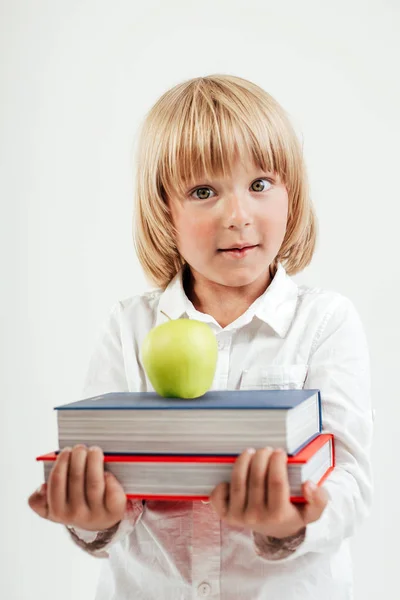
[266,449,291,514]
[68,445,89,512]
[47,448,71,518]
[300,481,330,524]
[104,471,126,517]
[246,447,274,514]
[209,481,230,518]
[28,484,49,519]
[85,446,106,511]
[229,448,256,518]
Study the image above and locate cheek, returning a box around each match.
[258,209,288,247]
[177,216,216,251]
[264,193,289,233]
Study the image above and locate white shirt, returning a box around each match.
[71,262,374,600]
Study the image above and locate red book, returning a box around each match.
[37,433,334,503]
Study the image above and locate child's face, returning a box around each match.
[167,154,288,290]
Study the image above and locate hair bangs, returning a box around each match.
[159,83,288,201]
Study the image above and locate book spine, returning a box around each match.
[125,493,308,503]
[317,390,322,432]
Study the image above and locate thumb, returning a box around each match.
[301,481,329,525]
[28,483,49,519]
[104,471,127,516]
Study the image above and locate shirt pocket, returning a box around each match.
[240,364,309,390]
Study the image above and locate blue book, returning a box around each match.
[55,389,321,456]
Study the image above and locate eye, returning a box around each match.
[251,178,272,192]
[189,178,272,200]
[190,187,215,201]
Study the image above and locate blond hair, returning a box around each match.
[133,74,317,289]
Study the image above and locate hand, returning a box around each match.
[210,447,329,539]
[28,445,127,532]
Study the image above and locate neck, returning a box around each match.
[183,264,275,328]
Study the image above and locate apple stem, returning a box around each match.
[160,310,172,321]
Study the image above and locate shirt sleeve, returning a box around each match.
[253,295,374,562]
[67,301,144,556]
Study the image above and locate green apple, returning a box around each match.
[141,316,218,398]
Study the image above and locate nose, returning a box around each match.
[222,193,253,230]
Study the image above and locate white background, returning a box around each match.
[1,0,399,598]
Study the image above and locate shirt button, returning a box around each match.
[198,582,211,597]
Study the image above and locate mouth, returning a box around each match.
[218,244,259,258]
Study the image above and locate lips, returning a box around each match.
[219,243,258,251]
[218,245,259,259]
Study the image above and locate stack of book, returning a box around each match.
[36,389,335,502]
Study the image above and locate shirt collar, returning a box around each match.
[155,262,299,338]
